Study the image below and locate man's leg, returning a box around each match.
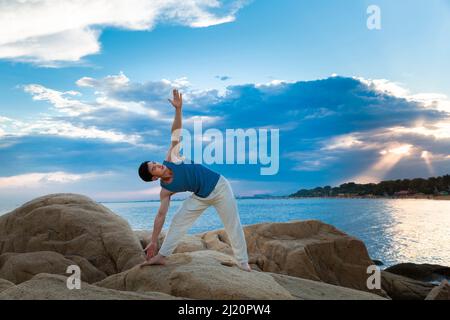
[213,178,250,271]
[158,195,209,258]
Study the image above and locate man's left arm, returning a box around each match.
[166,89,183,162]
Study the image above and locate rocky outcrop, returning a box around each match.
[0,274,179,300]
[381,271,435,300]
[134,221,382,295]
[385,263,450,283]
[134,229,166,251]
[97,250,294,300]
[0,251,106,284]
[425,280,450,300]
[134,230,206,254]
[173,234,207,253]
[0,278,14,293]
[0,194,145,275]
[199,220,380,294]
[269,273,386,300]
[96,250,385,300]
[0,193,440,300]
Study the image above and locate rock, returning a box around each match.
[385,263,450,283]
[97,250,386,300]
[0,193,145,275]
[200,220,380,294]
[381,271,435,300]
[0,278,14,293]
[134,230,205,254]
[269,273,387,300]
[64,254,108,282]
[97,250,295,300]
[114,219,389,298]
[134,229,166,250]
[0,273,179,300]
[425,280,450,300]
[0,251,106,284]
[202,230,234,256]
[173,235,207,254]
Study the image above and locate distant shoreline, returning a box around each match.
[239,195,450,201]
[287,195,450,201]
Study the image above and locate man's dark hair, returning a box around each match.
[138,161,153,182]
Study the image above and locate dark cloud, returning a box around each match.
[216,75,231,81]
[210,77,445,135]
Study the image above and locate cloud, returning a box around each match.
[286,151,338,172]
[0,116,152,147]
[0,0,248,65]
[389,121,450,140]
[0,171,113,189]
[322,134,365,151]
[208,76,450,185]
[23,72,223,132]
[24,84,92,116]
[216,75,231,81]
[76,72,131,89]
[24,72,183,118]
[3,74,450,201]
[208,76,447,139]
[78,72,191,114]
[357,77,450,113]
[92,186,161,201]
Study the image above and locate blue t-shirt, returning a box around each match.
[160,159,221,198]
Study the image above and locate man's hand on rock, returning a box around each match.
[144,241,158,260]
[140,253,167,267]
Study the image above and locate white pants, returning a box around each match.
[159,175,249,264]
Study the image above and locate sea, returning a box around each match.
[100,198,450,268]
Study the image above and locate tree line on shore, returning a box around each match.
[289,174,450,197]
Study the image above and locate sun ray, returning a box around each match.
[352,144,413,183]
[421,151,435,176]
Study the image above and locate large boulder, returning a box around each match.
[269,273,386,300]
[97,250,295,300]
[0,274,179,300]
[96,250,386,300]
[199,220,380,294]
[425,280,450,300]
[0,278,14,293]
[381,271,435,300]
[0,251,106,284]
[385,263,450,283]
[134,230,205,254]
[173,235,207,254]
[134,229,166,251]
[0,194,145,276]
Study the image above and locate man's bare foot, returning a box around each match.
[238,262,252,272]
[140,254,167,267]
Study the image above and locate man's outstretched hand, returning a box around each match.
[144,241,158,260]
[168,89,182,110]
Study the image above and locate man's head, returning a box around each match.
[138,161,167,182]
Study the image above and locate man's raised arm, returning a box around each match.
[166,89,183,162]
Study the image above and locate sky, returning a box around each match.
[1,0,450,209]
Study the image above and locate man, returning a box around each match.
[138,89,251,272]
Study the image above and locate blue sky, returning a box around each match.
[1,0,450,208]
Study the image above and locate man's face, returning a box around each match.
[147,161,167,179]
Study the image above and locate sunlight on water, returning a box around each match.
[384,200,450,266]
